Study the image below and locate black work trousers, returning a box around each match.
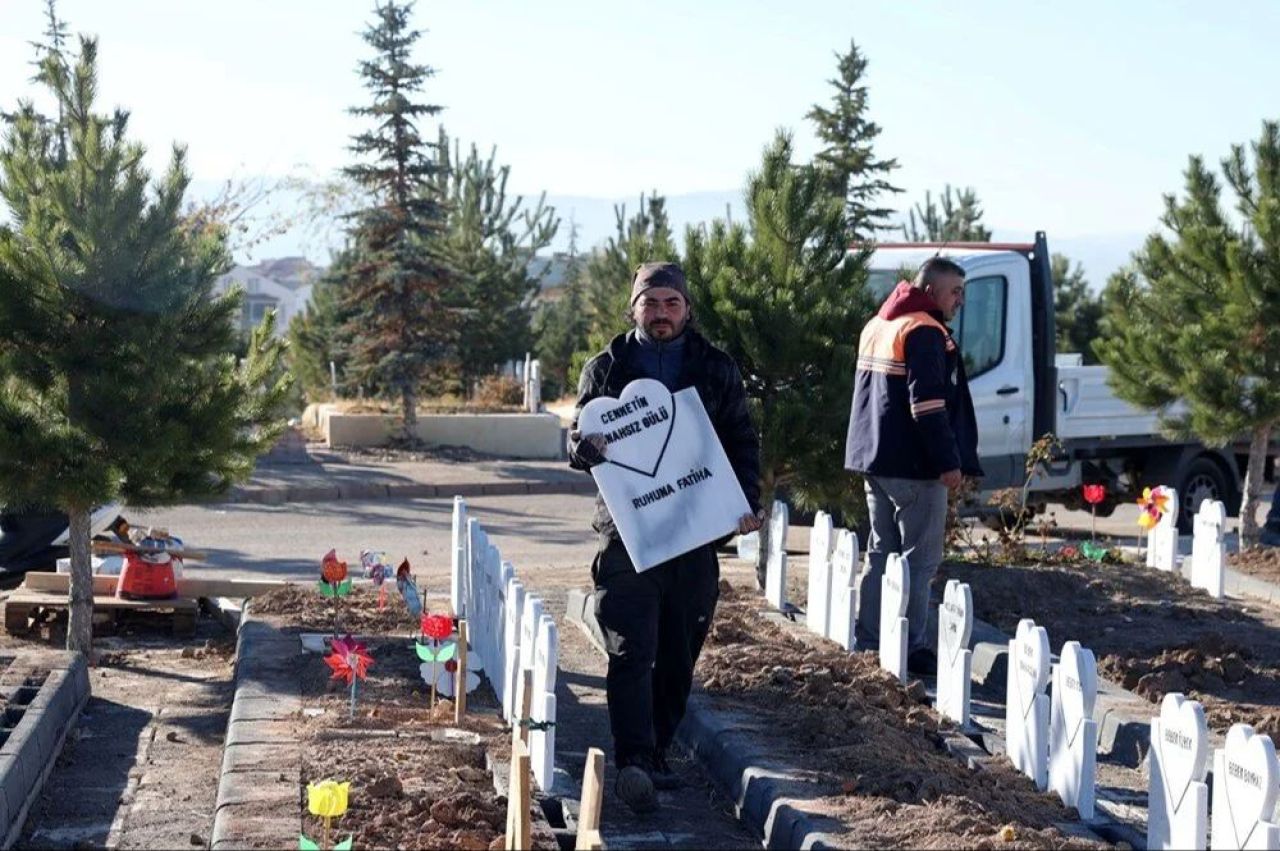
[592,536,720,768]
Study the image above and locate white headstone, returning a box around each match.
[501,578,526,720]
[451,497,468,616]
[528,360,543,413]
[735,530,759,563]
[936,580,973,727]
[1211,724,1280,851]
[1005,618,1051,790]
[1148,693,1210,851]
[466,519,486,628]
[878,553,909,682]
[1146,485,1180,572]
[530,690,557,793]
[765,500,790,610]
[495,560,514,677]
[1191,499,1226,599]
[806,512,834,636]
[482,544,502,664]
[826,530,859,651]
[578,379,752,570]
[519,596,544,677]
[534,615,558,695]
[1049,641,1098,818]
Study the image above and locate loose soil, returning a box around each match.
[696,583,1107,849]
[940,558,1280,740]
[255,599,557,851]
[1230,547,1280,585]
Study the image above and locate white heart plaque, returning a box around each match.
[1156,693,1208,816]
[1013,619,1050,720]
[884,554,909,618]
[939,580,973,669]
[1057,641,1097,749]
[1221,724,1280,849]
[578,378,676,477]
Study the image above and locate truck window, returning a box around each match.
[955,275,1006,377]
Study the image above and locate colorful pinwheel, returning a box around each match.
[360,550,391,610]
[300,779,352,851]
[1137,486,1171,530]
[325,635,373,718]
[396,559,422,619]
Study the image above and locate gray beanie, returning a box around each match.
[629,262,689,306]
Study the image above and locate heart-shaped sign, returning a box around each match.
[1057,641,1097,749]
[578,378,677,477]
[939,580,973,668]
[1221,724,1280,849]
[883,554,909,618]
[809,513,832,568]
[1156,693,1208,815]
[1013,619,1050,720]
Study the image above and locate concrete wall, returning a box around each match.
[324,412,565,459]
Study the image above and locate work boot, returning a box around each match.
[907,647,938,677]
[651,749,683,791]
[615,762,657,814]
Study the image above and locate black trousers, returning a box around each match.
[592,536,720,767]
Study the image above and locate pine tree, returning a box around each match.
[533,221,590,398]
[0,38,289,652]
[287,247,361,401]
[341,0,451,430]
[1051,253,1103,363]
[684,130,875,588]
[806,39,900,239]
[903,185,992,241]
[438,130,558,393]
[1094,121,1280,547]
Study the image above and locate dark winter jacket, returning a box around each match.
[569,327,762,541]
[844,281,983,480]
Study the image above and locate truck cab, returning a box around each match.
[864,232,1250,531]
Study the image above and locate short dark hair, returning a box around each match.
[914,256,966,290]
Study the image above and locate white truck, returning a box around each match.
[867,232,1270,532]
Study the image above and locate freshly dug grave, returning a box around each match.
[941,559,1280,740]
[253,582,422,634]
[1231,547,1280,585]
[697,584,1107,849]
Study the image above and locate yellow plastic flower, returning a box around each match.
[307,780,350,819]
[1136,487,1171,529]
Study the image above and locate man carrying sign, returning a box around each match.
[569,261,762,813]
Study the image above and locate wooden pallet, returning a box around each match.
[3,589,198,638]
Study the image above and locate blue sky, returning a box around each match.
[3,0,1277,281]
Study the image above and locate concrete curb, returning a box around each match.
[227,478,596,505]
[564,590,843,850]
[210,604,304,851]
[0,652,91,849]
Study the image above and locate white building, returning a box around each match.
[213,257,324,337]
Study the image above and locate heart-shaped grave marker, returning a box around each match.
[1057,641,1097,749]
[578,378,676,478]
[1220,724,1280,849]
[882,555,909,619]
[1013,619,1050,720]
[939,580,972,669]
[1156,693,1209,816]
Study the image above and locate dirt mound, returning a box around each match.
[1231,547,1280,584]
[697,586,1104,848]
[252,583,430,634]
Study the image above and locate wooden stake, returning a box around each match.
[455,620,468,723]
[505,735,532,849]
[575,747,605,850]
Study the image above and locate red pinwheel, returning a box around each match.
[325,635,373,685]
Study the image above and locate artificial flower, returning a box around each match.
[321,549,348,584]
[1082,484,1106,506]
[307,780,350,818]
[421,613,453,641]
[325,636,373,685]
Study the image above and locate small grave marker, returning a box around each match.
[451,497,468,616]
[1146,485,1180,572]
[501,578,526,721]
[1211,724,1280,851]
[806,512,834,636]
[826,530,859,651]
[765,500,789,611]
[1049,641,1098,818]
[935,580,972,727]
[1191,499,1226,599]
[1148,693,1209,850]
[1005,618,1051,790]
[878,553,909,682]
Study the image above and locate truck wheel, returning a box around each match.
[1177,457,1229,534]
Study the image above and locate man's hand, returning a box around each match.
[569,430,608,467]
[940,469,963,490]
[737,509,765,535]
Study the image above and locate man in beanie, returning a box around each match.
[844,256,982,675]
[568,261,762,813]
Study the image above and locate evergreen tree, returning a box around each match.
[684,130,875,588]
[1095,121,1280,547]
[533,221,590,398]
[903,185,992,241]
[341,0,451,430]
[1051,253,1103,363]
[572,192,677,377]
[806,39,900,239]
[0,38,288,652]
[287,247,361,401]
[438,130,558,393]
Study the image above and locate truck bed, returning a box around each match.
[1055,360,1184,441]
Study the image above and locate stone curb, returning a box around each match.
[0,653,90,849]
[226,478,596,505]
[210,604,304,851]
[564,590,843,850]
